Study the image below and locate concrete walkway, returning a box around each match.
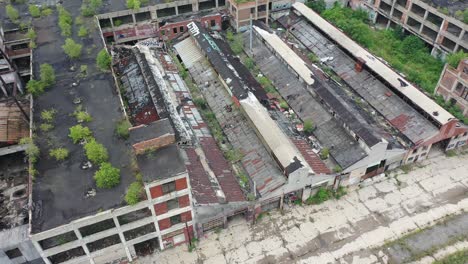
[138,152,468,264]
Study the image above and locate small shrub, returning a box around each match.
[306,0,326,14]
[193,97,207,110]
[49,148,69,161]
[333,165,342,173]
[69,124,93,143]
[78,26,88,38]
[116,119,131,139]
[27,79,46,97]
[80,65,88,76]
[58,6,73,37]
[114,20,123,27]
[85,140,109,164]
[62,38,82,59]
[226,29,234,42]
[320,147,329,160]
[308,52,319,63]
[446,149,457,157]
[74,111,92,123]
[40,123,54,132]
[41,8,53,17]
[305,187,332,205]
[127,0,141,9]
[238,172,249,188]
[96,49,112,71]
[29,5,41,18]
[40,63,56,87]
[40,109,57,122]
[244,57,255,70]
[279,100,289,109]
[19,138,40,163]
[447,51,467,68]
[6,5,20,22]
[334,186,347,199]
[303,120,314,134]
[225,149,243,162]
[94,162,120,188]
[125,181,143,205]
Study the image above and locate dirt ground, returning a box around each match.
[138,150,468,264]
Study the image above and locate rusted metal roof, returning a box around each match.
[0,99,29,143]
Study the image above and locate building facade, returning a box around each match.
[435,58,468,117]
[354,0,468,54]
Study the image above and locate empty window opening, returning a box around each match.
[118,207,152,225]
[5,248,22,259]
[39,231,78,250]
[79,219,116,237]
[86,234,121,252]
[48,247,85,264]
[123,223,156,241]
[134,237,160,257]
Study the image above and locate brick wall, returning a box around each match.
[154,202,168,215]
[175,178,188,191]
[178,195,190,208]
[132,134,175,154]
[158,218,171,231]
[150,185,163,199]
[180,211,192,222]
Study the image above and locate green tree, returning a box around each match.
[244,57,255,70]
[62,38,82,59]
[40,63,56,87]
[84,140,109,164]
[125,182,143,205]
[6,5,20,22]
[96,49,112,71]
[29,5,41,18]
[94,162,120,188]
[69,125,93,143]
[49,148,69,161]
[320,147,329,160]
[303,120,314,134]
[26,79,46,97]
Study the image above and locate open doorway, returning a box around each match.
[133,238,160,257]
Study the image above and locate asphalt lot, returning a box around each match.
[139,151,468,264]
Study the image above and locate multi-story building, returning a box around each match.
[96,1,226,44]
[435,58,468,118]
[226,0,294,31]
[352,0,467,54]
[0,26,32,97]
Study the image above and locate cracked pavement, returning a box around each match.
[138,151,468,264]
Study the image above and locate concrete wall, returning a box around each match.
[0,225,41,264]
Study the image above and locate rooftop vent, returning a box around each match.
[398,78,408,87]
[433,111,439,116]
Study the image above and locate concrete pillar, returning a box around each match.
[215,0,219,8]
[175,6,179,15]
[132,13,136,24]
[192,2,199,12]
[145,186,163,251]
[112,217,133,262]
[0,251,13,264]
[73,229,95,264]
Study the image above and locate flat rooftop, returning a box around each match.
[129,118,175,145]
[137,144,187,182]
[30,7,135,233]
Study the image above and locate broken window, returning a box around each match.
[180,26,184,32]
[39,231,78,250]
[170,214,182,225]
[211,20,216,27]
[86,234,121,252]
[162,181,176,194]
[258,4,266,12]
[173,27,178,34]
[48,247,85,264]
[5,248,22,259]
[123,223,156,241]
[167,198,179,211]
[79,219,116,237]
[117,207,152,226]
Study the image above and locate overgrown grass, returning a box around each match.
[304,186,347,204]
[433,249,468,264]
[115,119,131,139]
